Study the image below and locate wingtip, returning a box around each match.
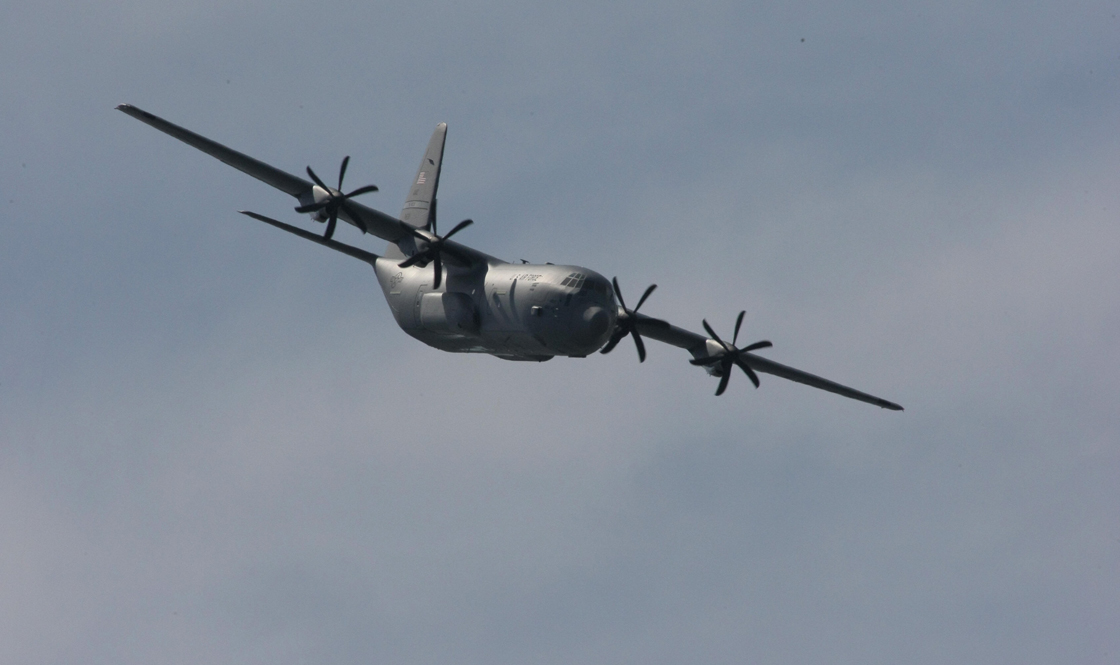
[881,401,904,411]
[116,104,154,121]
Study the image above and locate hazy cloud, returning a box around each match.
[2,1,1118,663]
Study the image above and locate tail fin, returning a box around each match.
[400,123,447,231]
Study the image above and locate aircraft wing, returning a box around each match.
[116,104,410,243]
[634,313,903,410]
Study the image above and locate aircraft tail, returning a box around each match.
[387,122,446,260]
[399,123,447,231]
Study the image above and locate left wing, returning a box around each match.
[634,313,903,410]
[116,104,409,242]
[117,104,505,269]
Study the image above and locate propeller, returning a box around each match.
[600,277,670,362]
[294,156,379,240]
[397,217,474,289]
[689,311,773,396]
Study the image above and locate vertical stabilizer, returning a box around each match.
[400,123,447,230]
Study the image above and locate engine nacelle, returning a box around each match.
[303,185,331,222]
[696,339,727,376]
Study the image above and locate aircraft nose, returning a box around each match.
[577,305,611,342]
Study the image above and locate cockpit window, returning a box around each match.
[561,272,588,289]
[559,273,608,295]
[581,277,609,295]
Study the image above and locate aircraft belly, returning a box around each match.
[405,327,491,353]
[480,275,555,356]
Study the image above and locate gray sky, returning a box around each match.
[2,1,1118,663]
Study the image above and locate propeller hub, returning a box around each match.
[689,311,773,394]
[396,218,474,290]
[294,157,378,238]
[598,277,669,363]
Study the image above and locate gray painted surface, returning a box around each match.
[121,105,900,405]
[2,1,1118,663]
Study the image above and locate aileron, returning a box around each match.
[116,104,310,197]
[744,354,904,410]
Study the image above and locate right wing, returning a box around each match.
[634,313,903,410]
[116,104,409,243]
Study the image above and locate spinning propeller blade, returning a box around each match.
[397,218,474,289]
[294,156,378,239]
[690,311,773,395]
[601,277,670,362]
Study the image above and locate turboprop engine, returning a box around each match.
[292,157,379,239]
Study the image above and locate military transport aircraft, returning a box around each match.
[117,104,902,411]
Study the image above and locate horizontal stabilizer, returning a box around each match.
[239,211,380,265]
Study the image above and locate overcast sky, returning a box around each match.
[2,1,1118,663]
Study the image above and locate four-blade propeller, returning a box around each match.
[294,156,379,239]
[396,217,474,289]
[689,311,773,396]
[600,277,670,362]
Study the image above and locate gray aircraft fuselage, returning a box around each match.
[372,258,616,361]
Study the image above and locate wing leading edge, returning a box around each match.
[116,104,409,242]
[633,314,903,410]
